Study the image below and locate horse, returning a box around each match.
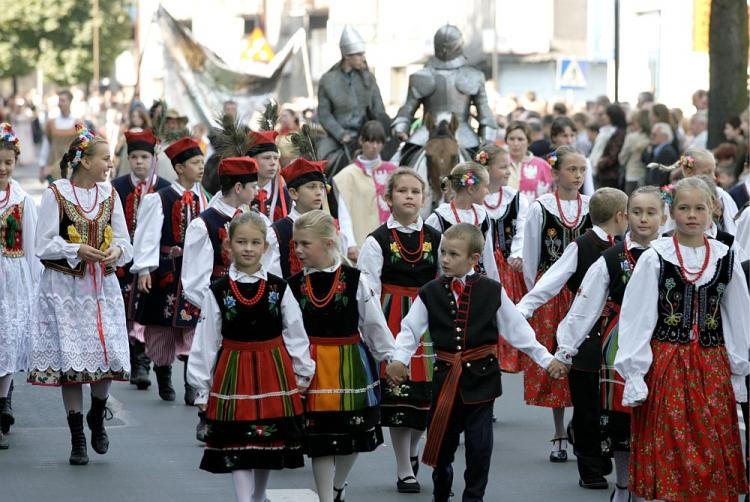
[392,112,470,218]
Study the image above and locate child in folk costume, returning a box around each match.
[28,125,133,465]
[111,128,170,391]
[289,210,395,502]
[0,124,42,449]
[615,177,750,502]
[248,130,293,223]
[475,145,529,373]
[131,137,208,404]
[385,223,566,502]
[518,145,593,462]
[518,187,628,487]
[187,211,314,502]
[358,168,441,494]
[554,186,665,501]
[425,162,500,282]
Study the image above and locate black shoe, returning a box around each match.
[579,476,608,489]
[600,456,613,476]
[410,455,420,476]
[397,476,421,493]
[132,341,151,390]
[154,365,176,401]
[183,359,196,406]
[67,411,89,465]
[196,411,207,443]
[129,343,137,385]
[610,484,631,501]
[334,482,347,502]
[0,430,8,449]
[86,396,112,454]
[1,382,15,434]
[549,437,568,463]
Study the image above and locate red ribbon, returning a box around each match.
[89,262,109,365]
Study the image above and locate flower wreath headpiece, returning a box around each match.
[547,153,558,169]
[451,170,481,187]
[679,155,695,171]
[0,123,20,155]
[69,123,97,168]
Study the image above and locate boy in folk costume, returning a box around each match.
[131,137,208,404]
[111,128,170,391]
[386,223,565,502]
[248,130,293,223]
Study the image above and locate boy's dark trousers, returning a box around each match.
[569,367,609,481]
[432,399,494,502]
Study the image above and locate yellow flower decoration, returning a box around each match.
[67,225,82,244]
[100,225,113,251]
[422,242,432,253]
[389,242,399,254]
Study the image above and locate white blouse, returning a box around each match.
[736,208,750,257]
[186,264,316,405]
[521,193,591,290]
[483,186,529,260]
[614,238,750,406]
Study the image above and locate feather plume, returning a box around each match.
[288,124,320,161]
[257,100,279,132]
[211,114,251,160]
[152,100,191,143]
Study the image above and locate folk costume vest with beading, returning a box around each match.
[489,192,521,259]
[134,186,201,328]
[369,223,441,287]
[41,184,116,277]
[654,252,733,347]
[0,200,25,258]
[538,205,591,273]
[272,217,302,279]
[210,275,286,342]
[200,208,232,282]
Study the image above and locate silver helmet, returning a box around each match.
[340,25,366,57]
[433,24,464,61]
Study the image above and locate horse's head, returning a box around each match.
[424,112,460,205]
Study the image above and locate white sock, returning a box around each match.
[312,456,336,502]
[389,428,415,479]
[333,453,358,490]
[0,374,12,398]
[251,469,270,502]
[62,385,84,413]
[409,428,422,458]
[552,407,566,439]
[232,469,253,502]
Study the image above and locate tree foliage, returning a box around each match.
[0,0,132,86]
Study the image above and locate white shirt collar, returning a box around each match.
[289,206,303,221]
[625,232,650,250]
[170,180,201,196]
[591,225,612,241]
[229,263,267,283]
[304,258,341,275]
[212,196,239,217]
[705,221,718,238]
[386,214,423,232]
[447,271,476,284]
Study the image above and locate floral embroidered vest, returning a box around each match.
[41,184,116,277]
[0,201,24,258]
[488,193,521,259]
[272,216,302,279]
[112,174,170,239]
[654,252,733,347]
[538,205,591,273]
[210,274,286,342]
[199,208,232,281]
[369,223,440,288]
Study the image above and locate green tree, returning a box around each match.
[0,0,132,87]
[708,0,749,149]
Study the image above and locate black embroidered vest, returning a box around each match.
[538,204,591,273]
[603,242,646,307]
[210,274,286,342]
[111,175,170,239]
[272,217,302,279]
[287,265,360,338]
[419,275,503,403]
[158,186,201,248]
[653,252,733,346]
[488,192,520,258]
[199,208,232,281]
[0,201,25,258]
[432,210,491,275]
[369,223,441,288]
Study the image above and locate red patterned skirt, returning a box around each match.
[522,279,572,408]
[201,337,306,473]
[630,340,748,501]
[495,250,527,373]
[379,284,433,430]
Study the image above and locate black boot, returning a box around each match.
[154,365,176,401]
[132,341,152,390]
[183,358,196,406]
[129,343,137,385]
[1,381,14,434]
[67,411,89,465]
[86,396,111,454]
[196,410,207,442]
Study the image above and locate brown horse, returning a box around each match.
[418,112,465,213]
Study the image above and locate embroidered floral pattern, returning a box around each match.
[268,286,281,316]
[223,293,238,320]
[299,271,348,311]
[0,203,24,257]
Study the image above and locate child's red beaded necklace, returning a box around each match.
[450,200,478,226]
[0,183,11,210]
[554,190,582,229]
[305,266,342,308]
[390,227,424,264]
[483,189,503,210]
[672,234,710,284]
[229,278,266,306]
[71,182,99,213]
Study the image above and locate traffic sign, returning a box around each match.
[557,58,588,90]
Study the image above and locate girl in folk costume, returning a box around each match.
[615,177,750,502]
[269,158,331,279]
[187,212,314,502]
[549,116,595,195]
[475,145,529,373]
[0,124,42,449]
[333,120,397,260]
[425,162,500,282]
[554,186,665,502]
[248,130,293,223]
[28,124,133,465]
[131,137,208,405]
[505,120,554,202]
[289,210,395,502]
[111,128,170,391]
[358,168,441,494]
[520,145,592,462]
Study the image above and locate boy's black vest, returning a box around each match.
[653,250,733,347]
[209,274,287,342]
[272,216,300,279]
[564,229,616,371]
[432,209,491,274]
[419,275,503,404]
[287,265,360,338]
[199,207,232,281]
[368,223,441,288]
[488,192,521,258]
[538,204,592,274]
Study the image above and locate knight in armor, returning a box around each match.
[317,25,390,176]
[392,25,497,167]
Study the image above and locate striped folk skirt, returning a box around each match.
[495,249,528,373]
[599,308,630,454]
[305,334,383,457]
[201,337,306,473]
[379,284,434,430]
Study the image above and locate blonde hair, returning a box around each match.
[293,209,347,264]
[647,147,715,176]
[443,223,484,255]
[228,211,267,240]
[670,176,714,211]
[588,188,628,225]
[386,167,426,200]
[444,162,489,192]
[627,185,664,212]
